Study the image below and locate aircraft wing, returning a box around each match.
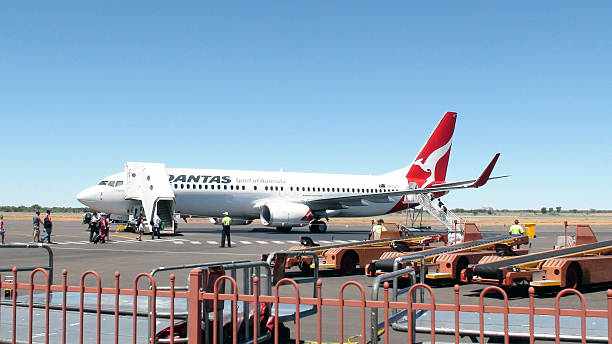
[304,153,505,211]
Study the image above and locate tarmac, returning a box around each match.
[1,219,611,343]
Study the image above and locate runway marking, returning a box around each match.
[271,240,284,244]
[287,240,300,244]
[173,241,184,245]
[319,240,331,244]
[190,241,201,244]
[333,240,347,243]
[255,241,268,244]
[207,241,218,245]
[240,241,252,244]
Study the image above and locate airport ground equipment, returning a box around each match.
[366,223,529,279]
[270,228,447,275]
[465,224,612,289]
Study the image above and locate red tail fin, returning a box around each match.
[406,112,457,187]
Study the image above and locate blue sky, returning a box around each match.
[1,2,610,210]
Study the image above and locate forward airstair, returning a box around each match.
[416,193,462,232]
[124,162,176,233]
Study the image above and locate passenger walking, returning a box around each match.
[41,210,53,243]
[371,219,387,240]
[89,212,100,242]
[0,215,5,244]
[99,214,109,243]
[151,215,162,240]
[508,219,525,236]
[137,215,144,241]
[32,211,42,243]
[219,212,232,248]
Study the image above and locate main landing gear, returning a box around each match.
[309,220,327,233]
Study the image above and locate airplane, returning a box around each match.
[76,112,504,233]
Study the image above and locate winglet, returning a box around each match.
[471,153,500,188]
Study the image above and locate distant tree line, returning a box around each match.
[448,207,609,215]
[0,204,91,213]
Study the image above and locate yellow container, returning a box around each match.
[524,222,536,238]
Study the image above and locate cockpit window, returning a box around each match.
[98,181,108,185]
[115,181,123,187]
[108,181,116,187]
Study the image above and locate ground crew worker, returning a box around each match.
[220,212,232,248]
[371,219,387,240]
[508,219,525,236]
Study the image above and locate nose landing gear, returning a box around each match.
[308,220,327,233]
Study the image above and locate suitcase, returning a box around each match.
[92,234,101,244]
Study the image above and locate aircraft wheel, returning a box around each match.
[309,221,327,233]
[276,226,292,232]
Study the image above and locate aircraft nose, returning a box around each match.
[77,186,97,206]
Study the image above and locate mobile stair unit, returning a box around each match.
[124,162,177,233]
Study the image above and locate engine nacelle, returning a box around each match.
[259,202,312,227]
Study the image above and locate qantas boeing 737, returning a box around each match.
[76,112,504,233]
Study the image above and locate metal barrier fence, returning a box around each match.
[1,267,611,344]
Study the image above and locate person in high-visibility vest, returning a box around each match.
[220,212,232,247]
[371,219,387,240]
[508,219,525,235]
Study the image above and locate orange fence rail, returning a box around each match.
[1,267,611,344]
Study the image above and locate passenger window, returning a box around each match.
[180,184,184,189]
[302,187,305,191]
[281,187,284,191]
[223,185,227,190]
[174,184,178,189]
[254,186,257,191]
[265,186,268,191]
[193,184,196,189]
[290,187,293,191]
[186,184,190,189]
[199,185,202,190]
[230,185,234,190]
[242,186,245,190]
[205,185,208,190]
[275,186,278,191]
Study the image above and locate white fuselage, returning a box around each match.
[78,168,412,219]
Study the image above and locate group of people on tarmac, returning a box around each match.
[133,213,162,241]
[85,212,110,243]
[32,210,53,243]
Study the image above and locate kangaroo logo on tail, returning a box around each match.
[411,139,453,188]
[405,112,456,187]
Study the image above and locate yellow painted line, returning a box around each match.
[530,280,561,287]
[426,273,452,279]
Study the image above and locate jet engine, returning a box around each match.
[259,202,312,228]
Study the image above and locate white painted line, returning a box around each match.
[319,240,331,244]
[255,241,268,244]
[57,242,70,245]
[173,241,184,245]
[74,241,89,245]
[207,241,218,245]
[271,240,284,244]
[240,241,252,244]
[287,240,300,244]
[333,240,347,243]
[190,241,201,244]
[348,240,360,242]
